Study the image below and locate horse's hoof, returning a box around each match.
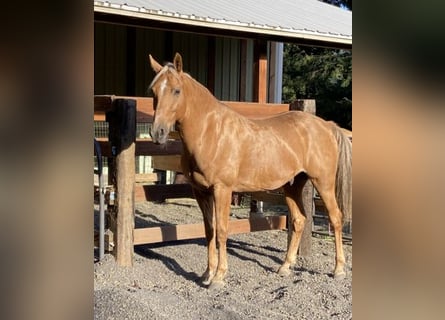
[201,275,214,286]
[208,280,225,290]
[201,271,214,286]
[277,266,291,277]
[334,271,346,280]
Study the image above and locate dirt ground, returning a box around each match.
[94,199,352,319]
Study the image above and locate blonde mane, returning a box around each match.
[149,63,181,89]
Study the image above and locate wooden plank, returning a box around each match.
[94,95,114,112]
[258,55,268,103]
[250,190,285,205]
[152,155,182,172]
[94,95,155,123]
[135,173,159,183]
[135,183,194,202]
[136,139,183,156]
[253,40,268,103]
[95,95,291,122]
[134,223,204,245]
[95,138,183,157]
[133,215,287,245]
[94,112,106,121]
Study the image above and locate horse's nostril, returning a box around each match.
[159,128,165,136]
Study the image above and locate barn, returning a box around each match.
[94,0,352,103]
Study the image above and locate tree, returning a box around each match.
[322,0,352,10]
[282,44,352,129]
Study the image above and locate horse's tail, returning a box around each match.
[333,125,352,224]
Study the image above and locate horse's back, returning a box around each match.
[251,110,336,142]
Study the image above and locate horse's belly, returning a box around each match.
[233,169,297,192]
[233,149,302,192]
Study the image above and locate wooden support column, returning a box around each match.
[253,40,268,103]
[106,98,136,266]
[290,99,316,256]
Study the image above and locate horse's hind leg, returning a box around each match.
[311,178,346,279]
[193,187,217,285]
[278,174,308,276]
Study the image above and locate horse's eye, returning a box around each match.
[173,88,181,96]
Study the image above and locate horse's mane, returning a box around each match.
[149,63,177,89]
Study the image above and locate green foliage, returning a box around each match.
[322,0,352,10]
[282,44,352,130]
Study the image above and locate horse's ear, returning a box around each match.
[173,52,183,73]
[149,54,163,73]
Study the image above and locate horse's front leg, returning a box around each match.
[193,187,217,285]
[208,184,232,290]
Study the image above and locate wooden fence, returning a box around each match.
[94,95,316,266]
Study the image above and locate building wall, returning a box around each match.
[94,22,255,101]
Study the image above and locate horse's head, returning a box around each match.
[148,53,185,144]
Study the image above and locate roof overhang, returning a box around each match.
[94,2,352,50]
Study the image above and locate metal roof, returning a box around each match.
[94,0,352,47]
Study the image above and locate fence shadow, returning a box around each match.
[134,239,207,287]
[226,239,285,272]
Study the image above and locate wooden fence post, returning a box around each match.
[289,99,316,256]
[106,98,136,266]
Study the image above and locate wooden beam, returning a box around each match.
[152,155,182,172]
[94,95,114,112]
[133,215,287,245]
[95,138,183,157]
[94,112,106,121]
[253,40,268,103]
[135,184,194,202]
[250,190,285,205]
[95,95,155,123]
[94,96,291,123]
[135,173,159,183]
[258,55,268,103]
[135,139,183,156]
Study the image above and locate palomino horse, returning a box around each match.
[149,53,352,289]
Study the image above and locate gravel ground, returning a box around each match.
[94,199,352,319]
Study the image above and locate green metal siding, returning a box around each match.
[134,27,166,96]
[214,37,240,101]
[171,33,208,86]
[94,23,255,102]
[94,23,127,95]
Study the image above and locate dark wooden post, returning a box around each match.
[106,99,136,266]
[290,99,316,256]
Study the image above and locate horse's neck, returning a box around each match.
[179,78,224,152]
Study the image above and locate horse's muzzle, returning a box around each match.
[150,124,169,144]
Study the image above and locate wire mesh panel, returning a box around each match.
[94,121,157,175]
[94,121,109,138]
